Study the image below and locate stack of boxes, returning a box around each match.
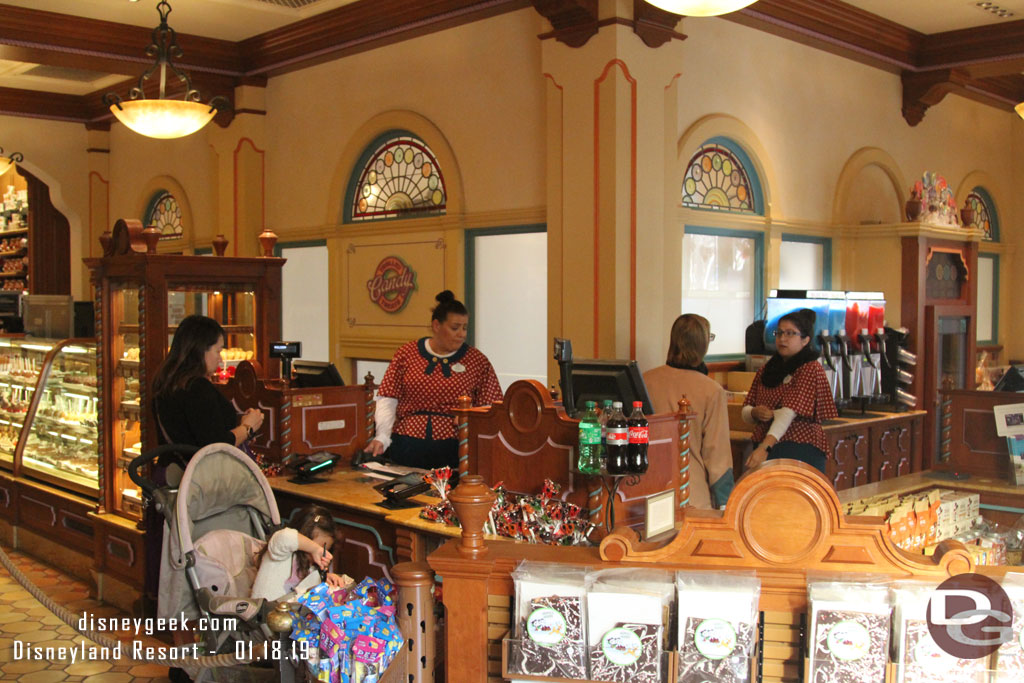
[843,488,1000,564]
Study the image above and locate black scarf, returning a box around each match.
[667,360,709,375]
[760,345,820,388]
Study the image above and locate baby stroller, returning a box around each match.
[130,442,298,682]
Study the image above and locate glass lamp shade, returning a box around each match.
[645,0,757,16]
[0,159,14,176]
[109,99,218,139]
[1016,101,1024,120]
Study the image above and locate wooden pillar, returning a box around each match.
[392,561,436,683]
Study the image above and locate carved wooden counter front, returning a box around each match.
[938,389,1020,478]
[731,410,925,492]
[217,361,375,466]
[428,460,1012,683]
[455,379,694,532]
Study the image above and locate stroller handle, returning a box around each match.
[129,444,199,496]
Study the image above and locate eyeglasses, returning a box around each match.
[774,329,804,339]
[708,333,716,342]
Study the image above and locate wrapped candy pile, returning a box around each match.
[419,470,596,546]
[290,577,404,682]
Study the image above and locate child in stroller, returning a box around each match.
[251,504,349,600]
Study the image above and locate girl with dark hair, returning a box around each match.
[741,308,838,474]
[366,290,502,469]
[251,504,347,600]
[153,314,264,447]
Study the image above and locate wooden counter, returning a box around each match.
[268,468,491,580]
[836,469,1024,525]
[730,409,926,492]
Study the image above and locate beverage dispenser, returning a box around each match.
[844,292,886,404]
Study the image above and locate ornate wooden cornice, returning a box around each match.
[901,68,971,126]
[3,0,1024,127]
[531,0,599,47]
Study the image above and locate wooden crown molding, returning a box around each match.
[901,68,971,126]
[3,0,1024,127]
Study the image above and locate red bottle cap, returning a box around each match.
[633,401,642,407]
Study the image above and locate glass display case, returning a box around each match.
[88,218,284,521]
[19,339,99,497]
[0,337,50,468]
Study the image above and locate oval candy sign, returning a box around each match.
[367,255,417,313]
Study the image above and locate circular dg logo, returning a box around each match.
[927,573,1013,659]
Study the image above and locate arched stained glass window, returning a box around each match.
[349,133,447,222]
[964,188,998,241]
[681,142,757,214]
[144,190,183,240]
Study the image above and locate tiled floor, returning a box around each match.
[0,547,172,682]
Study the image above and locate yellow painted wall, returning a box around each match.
[3,7,1022,368]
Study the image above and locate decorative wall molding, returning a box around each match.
[901,68,971,126]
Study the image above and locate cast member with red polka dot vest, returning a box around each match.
[366,290,503,469]
[742,308,838,474]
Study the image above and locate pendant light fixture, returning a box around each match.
[0,149,23,176]
[1015,102,1024,120]
[104,0,229,139]
[644,0,758,17]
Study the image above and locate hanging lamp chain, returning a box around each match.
[104,0,229,113]
[0,148,24,164]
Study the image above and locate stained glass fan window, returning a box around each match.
[964,190,996,241]
[145,191,183,240]
[351,135,447,221]
[682,144,755,213]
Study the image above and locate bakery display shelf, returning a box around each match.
[0,228,28,237]
[0,271,26,279]
[0,377,38,389]
[21,454,99,496]
[0,248,26,258]
[118,324,140,334]
[169,324,255,334]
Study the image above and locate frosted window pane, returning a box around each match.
[682,233,755,356]
[977,256,994,342]
[281,245,330,363]
[779,241,824,290]
[474,231,547,390]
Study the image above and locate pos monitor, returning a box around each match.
[291,360,344,388]
[563,358,653,418]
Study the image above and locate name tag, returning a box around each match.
[318,419,346,431]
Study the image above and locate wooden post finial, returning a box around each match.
[449,474,496,558]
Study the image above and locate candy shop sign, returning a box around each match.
[366,256,417,313]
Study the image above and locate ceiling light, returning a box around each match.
[104,1,229,139]
[644,0,758,17]
[0,148,23,176]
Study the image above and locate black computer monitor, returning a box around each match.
[292,360,344,388]
[994,366,1024,392]
[564,358,653,417]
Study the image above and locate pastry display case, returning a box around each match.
[87,218,284,521]
[0,336,48,468]
[18,339,99,497]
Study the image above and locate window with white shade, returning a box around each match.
[779,235,831,290]
[977,253,998,344]
[682,228,763,358]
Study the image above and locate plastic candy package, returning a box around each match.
[509,561,589,680]
[807,579,891,683]
[676,571,759,683]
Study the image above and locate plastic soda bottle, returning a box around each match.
[627,401,649,474]
[605,401,629,474]
[577,401,602,474]
[599,399,613,470]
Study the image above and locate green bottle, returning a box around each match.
[577,400,602,474]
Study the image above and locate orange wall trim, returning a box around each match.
[233,137,266,257]
[593,59,637,359]
[87,171,109,258]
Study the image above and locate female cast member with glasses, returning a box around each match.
[741,308,838,474]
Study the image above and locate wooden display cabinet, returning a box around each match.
[0,164,71,295]
[86,218,284,522]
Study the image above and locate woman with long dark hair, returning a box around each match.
[152,314,263,447]
[365,290,502,470]
[742,308,838,474]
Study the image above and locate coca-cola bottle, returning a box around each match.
[598,399,613,471]
[627,401,649,474]
[605,401,628,474]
